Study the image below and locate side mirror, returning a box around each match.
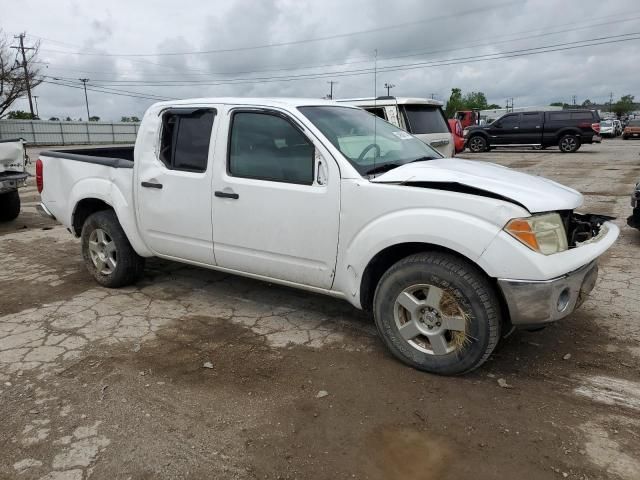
[493,122,501,128]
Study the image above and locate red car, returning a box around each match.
[448,118,465,154]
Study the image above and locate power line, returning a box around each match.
[56,32,640,88]
[40,79,171,102]
[37,2,517,57]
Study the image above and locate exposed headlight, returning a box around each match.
[504,213,568,255]
[463,128,469,137]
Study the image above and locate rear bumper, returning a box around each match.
[37,202,56,220]
[498,261,598,327]
[0,172,28,194]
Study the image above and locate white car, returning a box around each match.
[0,138,28,221]
[336,97,455,157]
[600,120,615,137]
[37,98,618,375]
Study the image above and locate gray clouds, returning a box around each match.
[2,0,639,120]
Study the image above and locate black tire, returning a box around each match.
[467,135,488,153]
[0,190,21,222]
[81,210,144,288]
[559,134,580,153]
[623,135,628,140]
[373,252,501,375]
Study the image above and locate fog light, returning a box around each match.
[557,288,571,312]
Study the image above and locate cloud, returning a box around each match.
[3,0,638,119]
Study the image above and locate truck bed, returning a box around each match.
[42,146,135,168]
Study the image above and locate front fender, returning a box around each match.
[336,208,503,306]
[69,178,152,257]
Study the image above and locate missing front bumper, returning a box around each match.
[498,261,598,327]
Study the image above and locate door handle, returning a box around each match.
[214,191,239,199]
[513,126,519,129]
[141,181,163,189]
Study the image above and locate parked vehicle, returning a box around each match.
[629,181,640,230]
[455,110,479,129]
[600,120,615,137]
[337,97,454,157]
[448,119,465,154]
[613,119,623,136]
[0,138,28,221]
[465,109,601,153]
[622,119,640,139]
[37,98,618,375]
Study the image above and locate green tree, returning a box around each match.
[64,116,72,121]
[6,110,38,119]
[613,94,634,116]
[120,116,131,122]
[581,99,593,107]
[445,88,464,117]
[89,116,100,121]
[462,91,489,110]
[48,116,60,121]
[131,116,140,122]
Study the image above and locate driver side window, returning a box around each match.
[498,114,520,128]
[228,112,314,185]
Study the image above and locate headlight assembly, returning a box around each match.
[505,213,568,255]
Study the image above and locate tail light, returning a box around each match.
[36,158,43,193]
[591,123,600,133]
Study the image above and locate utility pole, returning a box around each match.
[326,81,338,100]
[429,93,437,100]
[609,92,614,112]
[79,78,90,120]
[11,33,36,117]
[384,82,395,96]
[572,95,577,107]
[33,96,39,118]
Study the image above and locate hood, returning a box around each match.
[371,158,583,213]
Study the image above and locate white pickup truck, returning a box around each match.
[0,138,29,221]
[37,98,618,375]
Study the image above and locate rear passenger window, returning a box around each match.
[549,112,570,121]
[520,112,542,126]
[570,112,594,120]
[228,112,314,185]
[159,109,215,172]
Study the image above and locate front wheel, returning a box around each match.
[0,190,21,222]
[559,134,580,153]
[373,252,501,375]
[467,135,488,153]
[81,210,145,288]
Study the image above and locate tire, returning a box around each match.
[467,135,488,153]
[81,210,145,288]
[559,134,580,153]
[623,135,628,140]
[373,252,501,375]
[0,190,21,222]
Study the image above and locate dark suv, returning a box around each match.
[465,110,601,153]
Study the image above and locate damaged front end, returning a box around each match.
[560,211,615,247]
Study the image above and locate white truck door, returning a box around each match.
[211,108,340,289]
[135,108,217,265]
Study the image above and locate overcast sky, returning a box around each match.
[2,0,639,120]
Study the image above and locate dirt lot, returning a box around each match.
[1,139,640,480]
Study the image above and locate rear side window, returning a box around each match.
[570,112,594,121]
[159,109,215,172]
[402,105,449,134]
[228,112,314,185]
[520,112,542,126]
[548,112,570,121]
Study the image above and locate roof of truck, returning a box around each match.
[151,97,348,109]
[336,96,444,107]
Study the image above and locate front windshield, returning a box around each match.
[299,106,442,176]
[601,120,612,126]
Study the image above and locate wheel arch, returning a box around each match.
[359,242,495,312]
[72,198,112,236]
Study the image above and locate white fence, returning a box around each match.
[0,120,140,145]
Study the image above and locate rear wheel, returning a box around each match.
[0,190,21,222]
[81,210,144,287]
[373,252,501,375]
[467,135,488,153]
[559,134,580,153]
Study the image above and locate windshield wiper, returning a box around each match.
[364,156,435,176]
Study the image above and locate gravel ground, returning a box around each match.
[1,139,639,480]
